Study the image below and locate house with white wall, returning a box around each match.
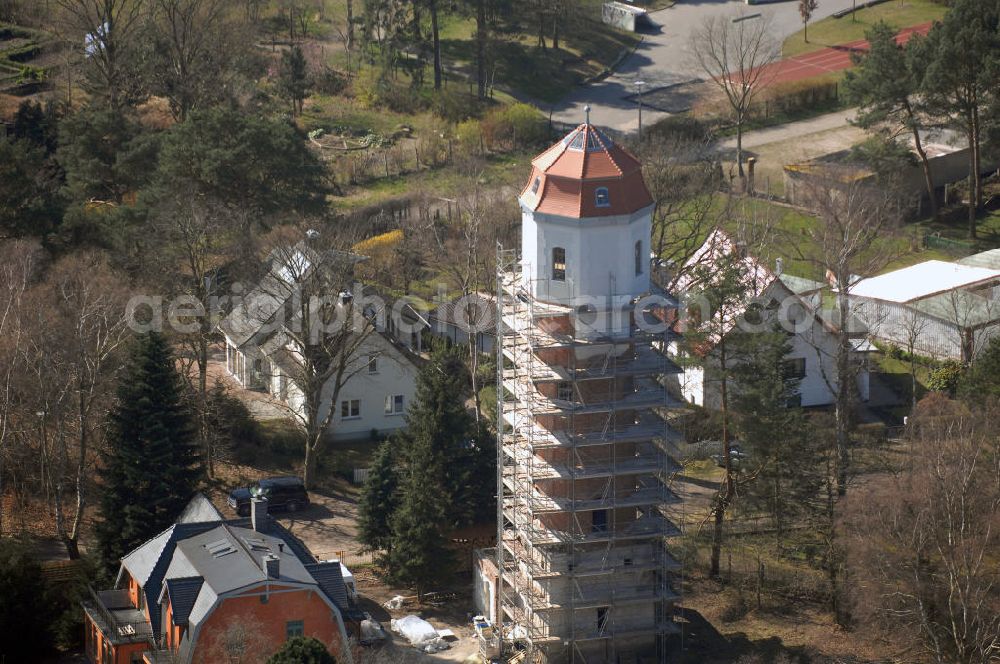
[219,243,422,441]
[428,292,496,354]
[848,250,1000,361]
[670,229,870,409]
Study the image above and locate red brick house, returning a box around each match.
[83,494,358,664]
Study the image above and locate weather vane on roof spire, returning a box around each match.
[584,105,591,125]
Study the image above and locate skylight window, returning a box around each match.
[243,537,271,552]
[531,176,541,194]
[205,539,236,558]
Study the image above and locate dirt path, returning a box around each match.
[717,108,859,151]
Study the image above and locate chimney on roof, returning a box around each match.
[251,495,269,533]
[263,553,280,579]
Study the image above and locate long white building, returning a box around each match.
[848,250,1000,361]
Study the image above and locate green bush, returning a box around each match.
[481,103,547,151]
[313,66,348,95]
[456,119,483,155]
[926,360,963,394]
[267,636,336,664]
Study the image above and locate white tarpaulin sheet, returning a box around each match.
[391,615,439,645]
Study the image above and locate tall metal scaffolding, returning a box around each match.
[493,245,685,664]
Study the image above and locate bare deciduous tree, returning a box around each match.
[848,398,1000,664]
[146,0,253,121]
[638,130,727,289]
[252,226,377,489]
[689,11,780,179]
[0,240,42,536]
[22,252,130,558]
[149,194,256,479]
[900,308,929,410]
[676,217,774,579]
[430,181,515,419]
[791,178,904,497]
[55,0,148,109]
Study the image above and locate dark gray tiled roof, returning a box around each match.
[304,562,348,609]
[164,577,203,626]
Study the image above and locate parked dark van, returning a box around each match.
[227,476,310,516]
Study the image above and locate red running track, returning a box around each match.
[759,22,933,84]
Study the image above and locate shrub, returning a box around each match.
[757,78,839,119]
[926,360,963,394]
[648,115,714,143]
[313,66,348,95]
[267,636,336,664]
[433,87,480,123]
[0,539,58,660]
[481,103,547,151]
[455,119,483,155]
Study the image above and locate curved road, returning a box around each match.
[551,0,860,131]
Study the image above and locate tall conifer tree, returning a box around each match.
[385,345,495,594]
[358,438,400,556]
[96,332,200,573]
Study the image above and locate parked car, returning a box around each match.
[711,445,749,468]
[228,476,310,516]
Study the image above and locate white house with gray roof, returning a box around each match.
[218,243,422,441]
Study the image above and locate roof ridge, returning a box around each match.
[221,522,268,580]
[585,125,625,177]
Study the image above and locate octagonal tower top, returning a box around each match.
[519,123,653,219]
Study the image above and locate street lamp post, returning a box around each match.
[635,80,646,142]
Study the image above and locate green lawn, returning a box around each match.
[873,352,935,405]
[661,195,962,282]
[782,0,947,58]
[912,208,1000,251]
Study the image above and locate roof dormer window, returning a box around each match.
[595,187,610,208]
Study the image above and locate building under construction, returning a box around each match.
[474,122,684,664]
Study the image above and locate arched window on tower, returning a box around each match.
[635,240,643,275]
[552,247,566,281]
[595,187,610,208]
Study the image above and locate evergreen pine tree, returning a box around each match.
[96,332,200,573]
[358,437,400,556]
[959,336,1000,404]
[729,328,823,539]
[385,345,482,596]
[387,438,455,600]
[278,45,311,116]
[399,345,490,528]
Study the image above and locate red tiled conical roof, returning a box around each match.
[519,124,653,219]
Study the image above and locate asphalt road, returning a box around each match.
[550,0,861,131]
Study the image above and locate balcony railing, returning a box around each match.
[82,587,154,645]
